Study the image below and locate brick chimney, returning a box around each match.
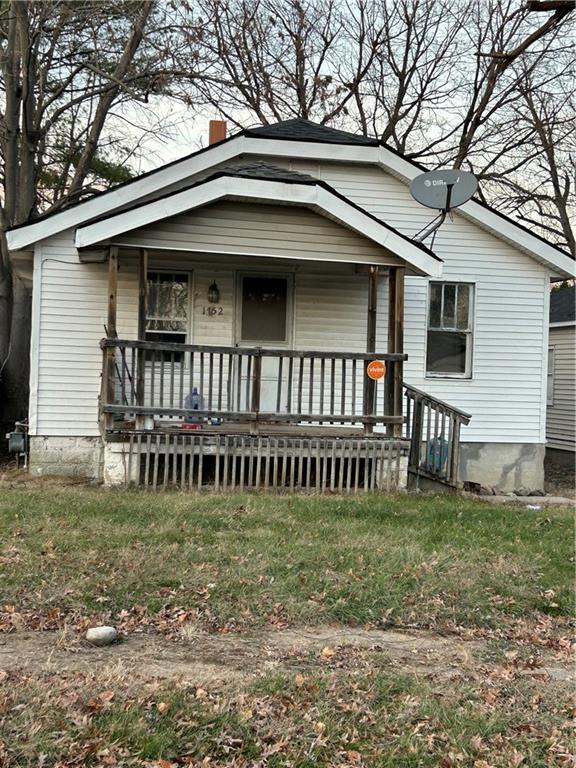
[209,120,227,145]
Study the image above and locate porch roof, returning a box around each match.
[75,162,442,277]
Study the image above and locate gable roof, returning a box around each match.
[75,162,441,277]
[550,284,575,324]
[6,118,574,278]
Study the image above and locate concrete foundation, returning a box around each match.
[103,441,137,486]
[459,442,545,493]
[29,435,103,479]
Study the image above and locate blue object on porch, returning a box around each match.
[427,436,447,473]
[184,387,203,422]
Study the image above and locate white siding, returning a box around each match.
[547,325,576,451]
[267,158,550,444]
[31,160,552,445]
[31,233,374,436]
[33,231,107,436]
[115,201,403,267]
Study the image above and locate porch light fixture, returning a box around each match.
[207,281,220,304]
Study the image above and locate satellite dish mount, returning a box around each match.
[409,170,478,243]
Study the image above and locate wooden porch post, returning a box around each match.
[101,246,118,431]
[107,246,118,336]
[135,248,148,429]
[363,266,378,435]
[386,266,405,437]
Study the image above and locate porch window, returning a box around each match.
[145,271,189,363]
[426,282,473,378]
[145,271,189,345]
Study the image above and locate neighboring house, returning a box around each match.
[6,119,575,492]
[547,284,575,458]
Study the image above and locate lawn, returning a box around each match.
[0,487,573,767]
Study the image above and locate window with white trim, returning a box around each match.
[145,271,189,345]
[426,282,474,377]
[547,347,555,406]
[145,271,189,362]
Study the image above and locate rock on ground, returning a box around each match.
[86,626,118,646]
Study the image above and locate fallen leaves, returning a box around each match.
[480,688,499,706]
[0,657,573,768]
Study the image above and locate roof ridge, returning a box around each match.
[243,118,379,146]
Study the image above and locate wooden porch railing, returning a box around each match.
[100,338,407,433]
[402,383,471,487]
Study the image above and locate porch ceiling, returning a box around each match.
[75,165,442,277]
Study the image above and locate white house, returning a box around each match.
[547,284,575,458]
[7,119,575,492]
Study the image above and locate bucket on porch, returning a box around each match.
[427,436,448,473]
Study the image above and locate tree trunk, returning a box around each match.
[2,274,31,423]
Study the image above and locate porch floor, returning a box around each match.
[106,420,393,440]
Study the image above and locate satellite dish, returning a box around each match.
[410,170,478,211]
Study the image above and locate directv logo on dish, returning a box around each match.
[424,177,461,187]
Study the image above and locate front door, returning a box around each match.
[236,273,292,413]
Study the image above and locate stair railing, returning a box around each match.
[403,383,471,487]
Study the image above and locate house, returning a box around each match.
[6,119,575,492]
[547,283,575,459]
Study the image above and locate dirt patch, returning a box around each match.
[0,625,572,688]
[545,455,576,499]
[0,462,92,489]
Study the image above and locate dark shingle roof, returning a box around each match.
[213,161,316,183]
[244,118,379,146]
[550,284,576,323]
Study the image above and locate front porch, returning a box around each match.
[100,336,412,491]
[99,337,470,491]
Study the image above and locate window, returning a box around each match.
[240,275,289,343]
[145,271,189,344]
[145,272,189,361]
[547,347,555,406]
[426,282,473,377]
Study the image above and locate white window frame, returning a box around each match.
[547,347,555,407]
[236,271,294,348]
[425,281,475,380]
[145,269,193,343]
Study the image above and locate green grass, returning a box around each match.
[0,487,572,633]
[3,662,572,767]
[0,487,573,767]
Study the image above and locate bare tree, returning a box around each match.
[173,0,574,251]
[0,0,179,422]
[498,68,575,253]
[173,0,386,129]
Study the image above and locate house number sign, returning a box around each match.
[202,305,224,316]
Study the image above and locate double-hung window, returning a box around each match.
[426,282,474,378]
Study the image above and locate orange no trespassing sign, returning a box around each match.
[366,360,386,380]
